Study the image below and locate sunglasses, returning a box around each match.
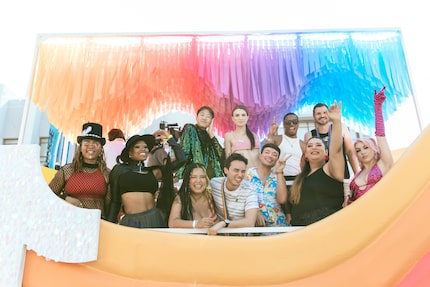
[284,119,299,125]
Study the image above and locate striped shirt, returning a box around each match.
[210,177,258,220]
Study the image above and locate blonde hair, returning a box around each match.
[354,138,380,169]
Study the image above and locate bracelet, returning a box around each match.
[275,171,283,174]
[192,220,197,229]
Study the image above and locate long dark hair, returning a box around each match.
[290,137,326,204]
[232,105,256,149]
[178,163,212,220]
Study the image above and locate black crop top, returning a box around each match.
[119,171,158,195]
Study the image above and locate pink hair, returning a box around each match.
[354,138,380,168]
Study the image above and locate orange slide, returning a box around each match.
[15,125,430,286]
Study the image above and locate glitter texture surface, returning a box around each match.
[0,145,100,287]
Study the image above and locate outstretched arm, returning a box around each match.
[342,124,360,174]
[325,101,345,182]
[374,86,394,174]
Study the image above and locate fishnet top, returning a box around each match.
[49,164,111,216]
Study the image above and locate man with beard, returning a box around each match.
[304,103,360,206]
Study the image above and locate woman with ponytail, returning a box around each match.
[224,105,260,168]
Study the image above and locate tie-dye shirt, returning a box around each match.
[245,167,287,227]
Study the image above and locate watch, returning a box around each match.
[224,219,231,227]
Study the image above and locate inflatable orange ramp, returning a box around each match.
[10,125,430,286]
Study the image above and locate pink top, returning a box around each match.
[349,164,383,203]
[231,138,260,153]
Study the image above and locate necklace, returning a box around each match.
[136,161,146,173]
[283,135,295,148]
[83,162,98,169]
[223,181,239,202]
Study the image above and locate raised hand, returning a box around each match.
[328,100,342,123]
[374,86,386,136]
[268,116,278,136]
[374,86,386,106]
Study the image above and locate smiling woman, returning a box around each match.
[48,122,111,214]
[107,134,176,227]
[16,126,430,286]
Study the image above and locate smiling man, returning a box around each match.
[209,153,258,235]
[245,143,290,228]
[266,112,305,222]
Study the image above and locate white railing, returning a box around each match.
[147,226,303,234]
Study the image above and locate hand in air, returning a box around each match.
[328,100,342,122]
[374,86,386,105]
[269,116,278,136]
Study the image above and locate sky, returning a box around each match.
[0,0,428,150]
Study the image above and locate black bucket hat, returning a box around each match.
[119,134,155,162]
[77,122,106,146]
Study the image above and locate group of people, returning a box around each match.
[48,86,394,235]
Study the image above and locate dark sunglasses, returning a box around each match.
[284,119,299,125]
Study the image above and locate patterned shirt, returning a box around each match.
[245,167,287,226]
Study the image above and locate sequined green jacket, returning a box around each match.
[176,124,225,179]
